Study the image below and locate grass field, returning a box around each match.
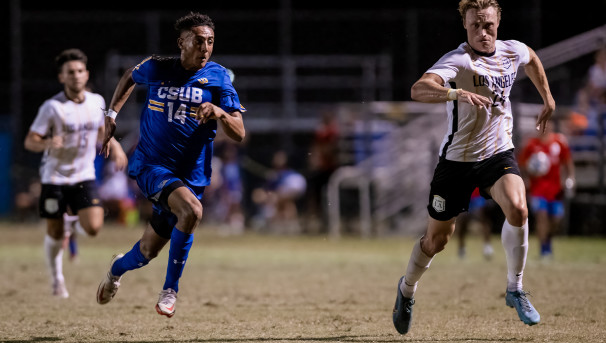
[0,221,605,343]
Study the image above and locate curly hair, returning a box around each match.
[458,0,502,22]
[174,12,215,34]
[55,48,87,73]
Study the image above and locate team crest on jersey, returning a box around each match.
[432,195,446,213]
[500,56,512,70]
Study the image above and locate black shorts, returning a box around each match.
[427,149,521,221]
[39,180,102,219]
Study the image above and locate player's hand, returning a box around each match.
[535,100,556,133]
[110,146,128,171]
[47,135,64,157]
[193,102,224,124]
[101,116,116,158]
[455,89,493,109]
[49,135,64,149]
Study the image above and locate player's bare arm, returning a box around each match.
[101,67,136,158]
[523,47,556,133]
[411,73,492,108]
[97,124,128,170]
[97,117,127,169]
[194,102,245,142]
[24,131,63,153]
[108,139,128,170]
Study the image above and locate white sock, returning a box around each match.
[74,220,87,235]
[44,234,64,283]
[63,213,78,237]
[501,219,528,292]
[400,239,433,298]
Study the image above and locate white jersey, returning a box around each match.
[427,40,530,162]
[29,91,105,185]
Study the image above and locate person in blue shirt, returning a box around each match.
[96,12,246,318]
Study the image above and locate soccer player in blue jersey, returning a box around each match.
[96,12,246,317]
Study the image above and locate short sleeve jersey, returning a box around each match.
[29,91,105,185]
[128,57,245,188]
[518,133,571,201]
[426,40,530,162]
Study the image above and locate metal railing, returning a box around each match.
[104,53,393,135]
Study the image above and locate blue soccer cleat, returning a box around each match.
[506,290,540,325]
[393,276,415,334]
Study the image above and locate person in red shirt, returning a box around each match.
[519,120,575,259]
[305,112,339,233]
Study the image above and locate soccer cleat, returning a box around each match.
[506,290,540,325]
[96,254,124,304]
[155,288,178,318]
[52,279,69,298]
[392,276,415,334]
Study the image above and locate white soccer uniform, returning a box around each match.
[426,40,530,162]
[29,91,105,185]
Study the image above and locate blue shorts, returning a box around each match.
[131,164,205,238]
[530,196,564,218]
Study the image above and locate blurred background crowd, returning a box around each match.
[3,0,606,238]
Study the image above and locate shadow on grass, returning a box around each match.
[1,335,529,343]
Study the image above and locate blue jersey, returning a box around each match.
[128,56,245,189]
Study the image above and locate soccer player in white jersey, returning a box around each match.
[24,49,127,298]
[392,0,555,334]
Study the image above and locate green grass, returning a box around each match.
[0,221,605,342]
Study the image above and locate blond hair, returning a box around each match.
[458,0,502,22]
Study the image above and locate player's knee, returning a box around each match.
[81,222,102,237]
[422,233,450,256]
[174,201,203,232]
[506,202,528,227]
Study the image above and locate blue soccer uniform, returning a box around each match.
[129,56,245,234]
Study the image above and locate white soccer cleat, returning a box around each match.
[96,254,124,305]
[52,279,69,299]
[155,288,177,318]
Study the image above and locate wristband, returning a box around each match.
[105,109,118,119]
[447,88,460,101]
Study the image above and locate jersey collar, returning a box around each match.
[467,42,496,57]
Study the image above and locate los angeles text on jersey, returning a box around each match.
[62,121,98,133]
[473,71,517,89]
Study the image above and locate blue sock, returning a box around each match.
[163,229,194,293]
[69,236,78,257]
[540,241,552,255]
[111,241,149,276]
